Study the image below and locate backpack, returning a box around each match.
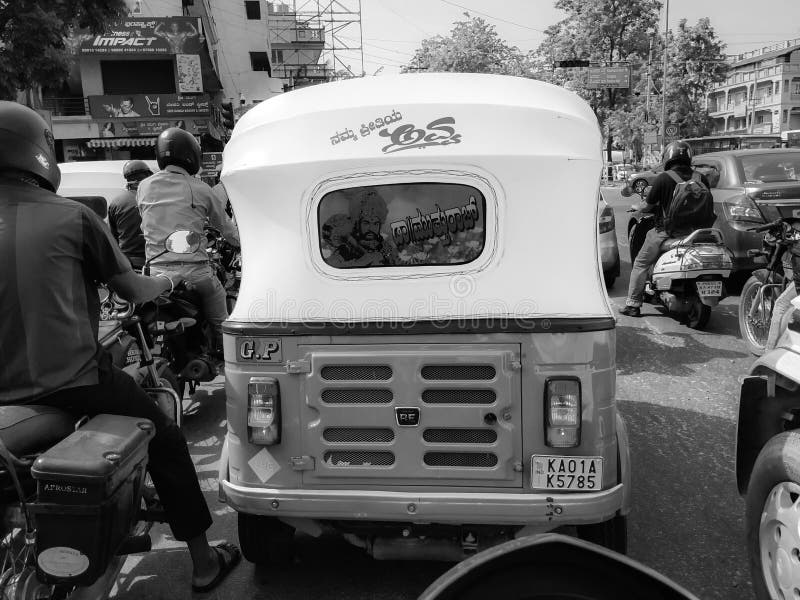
[663,170,713,236]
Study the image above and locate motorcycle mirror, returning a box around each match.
[620,186,633,198]
[419,533,699,600]
[165,230,202,254]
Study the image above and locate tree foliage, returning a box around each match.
[0,0,127,103]
[403,14,525,75]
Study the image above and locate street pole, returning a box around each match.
[749,64,759,134]
[660,0,669,152]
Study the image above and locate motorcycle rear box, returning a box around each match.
[30,414,154,586]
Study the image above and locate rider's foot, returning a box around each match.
[619,305,641,318]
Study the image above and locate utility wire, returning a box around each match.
[374,0,433,36]
[438,0,547,33]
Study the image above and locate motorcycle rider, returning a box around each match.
[620,141,715,317]
[0,103,240,592]
[137,127,239,358]
[108,159,151,270]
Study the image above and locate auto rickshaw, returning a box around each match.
[217,73,631,565]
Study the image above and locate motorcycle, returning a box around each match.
[419,533,698,600]
[737,217,800,356]
[623,185,733,330]
[141,230,222,403]
[203,225,240,313]
[0,280,183,599]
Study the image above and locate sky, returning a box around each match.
[318,0,800,76]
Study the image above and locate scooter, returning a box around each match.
[623,185,733,330]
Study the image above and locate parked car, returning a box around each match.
[626,163,664,194]
[736,296,800,600]
[599,192,620,287]
[625,149,800,276]
[613,163,635,182]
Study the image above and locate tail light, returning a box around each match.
[545,378,581,448]
[248,377,281,445]
[598,204,615,234]
[725,195,764,223]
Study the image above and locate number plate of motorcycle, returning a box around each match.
[530,455,602,491]
[696,281,722,297]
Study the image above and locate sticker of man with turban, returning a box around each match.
[323,187,398,268]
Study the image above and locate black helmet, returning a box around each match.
[0,101,60,192]
[663,140,692,170]
[155,127,201,175]
[122,159,152,181]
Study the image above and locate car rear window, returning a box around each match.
[318,183,486,269]
[740,153,800,183]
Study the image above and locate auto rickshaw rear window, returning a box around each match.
[318,183,486,268]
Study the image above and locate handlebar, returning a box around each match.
[748,218,785,233]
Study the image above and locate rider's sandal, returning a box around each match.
[191,542,242,593]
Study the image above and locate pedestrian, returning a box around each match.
[137,127,239,358]
[108,160,151,270]
[0,101,240,593]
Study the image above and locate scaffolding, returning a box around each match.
[269,1,363,87]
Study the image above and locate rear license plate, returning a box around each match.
[531,455,603,491]
[696,281,723,297]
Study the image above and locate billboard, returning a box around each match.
[78,17,204,55]
[586,66,631,89]
[97,119,209,138]
[176,54,203,93]
[88,94,211,119]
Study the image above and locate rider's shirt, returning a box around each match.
[108,187,146,267]
[137,165,239,265]
[646,164,712,232]
[0,179,131,402]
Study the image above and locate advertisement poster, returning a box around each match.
[89,94,210,119]
[177,54,203,93]
[98,119,210,138]
[78,17,204,55]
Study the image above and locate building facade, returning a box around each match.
[706,39,800,136]
[46,0,283,163]
[267,2,328,90]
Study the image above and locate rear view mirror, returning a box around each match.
[165,230,201,254]
[620,186,633,198]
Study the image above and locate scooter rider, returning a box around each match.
[0,102,240,593]
[108,159,151,270]
[137,127,239,358]
[620,141,714,317]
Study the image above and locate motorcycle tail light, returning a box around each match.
[545,378,581,448]
[598,204,615,234]
[248,377,281,445]
[726,195,764,223]
[681,251,705,270]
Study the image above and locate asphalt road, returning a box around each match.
[111,186,756,599]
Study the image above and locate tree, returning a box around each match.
[0,0,127,105]
[531,0,663,167]
[403,14,525,75]
[665,17,728,137]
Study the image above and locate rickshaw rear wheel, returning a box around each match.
[575,514,627,554]
[238,513,295,565]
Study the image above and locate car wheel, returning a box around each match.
[746,432,800,600]
[631,179,647,195]
[576,514,627,554]
[604,272,616,288]
[238,512,295,565]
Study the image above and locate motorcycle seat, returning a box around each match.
[0,405,76,458]
[661,229,724,251]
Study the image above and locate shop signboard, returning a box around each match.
[201,152,223,173]
[98,119,209,138]
[78,17,204,55]
[89,94,211,119]
[176,54,203,93]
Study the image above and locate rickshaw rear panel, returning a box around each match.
[218,74,628,556]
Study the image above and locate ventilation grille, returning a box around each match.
[421,389,496,404]
[321,365,392,380]
[324,451,395,467]
[421,365,496,380]
[321,389,393,404]
[424,452,498,468]
[423,428,497,444]
[323,427,395,443]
